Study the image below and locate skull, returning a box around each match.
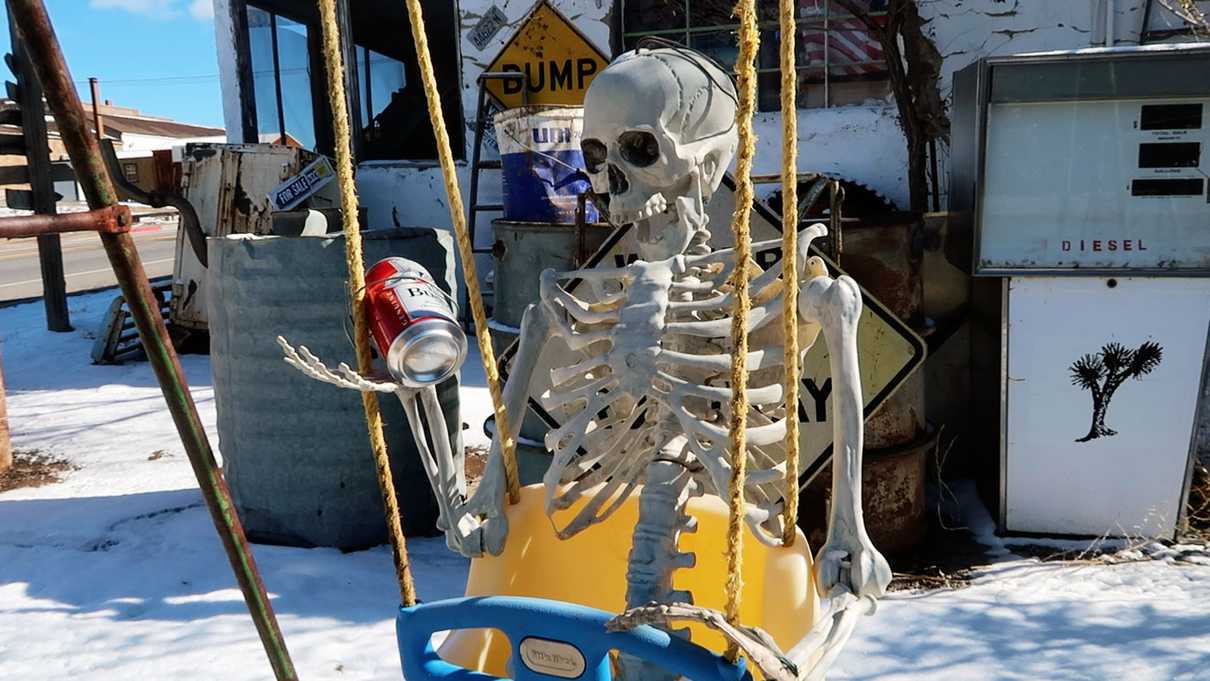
[581,47,738,261]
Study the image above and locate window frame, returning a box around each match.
[233,0,465,163]
[619,0,890,110]
[235,0,348,156]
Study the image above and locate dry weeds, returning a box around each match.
[0,449,75,493]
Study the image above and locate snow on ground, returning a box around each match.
[2,290,1209,680]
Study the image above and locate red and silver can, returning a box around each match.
[365,257,466,387]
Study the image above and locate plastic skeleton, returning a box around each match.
[281,46,889,681]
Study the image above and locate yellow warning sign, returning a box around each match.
[483,1,610,109]
[499,174,927,487]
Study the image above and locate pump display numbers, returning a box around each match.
[976,97,1210,273]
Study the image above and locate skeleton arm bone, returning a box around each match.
[798,272,891,601]
[444,300,553,558]
[397,386,465,545]
[278,337,477,554]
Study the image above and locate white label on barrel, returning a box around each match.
[519,638,586,679]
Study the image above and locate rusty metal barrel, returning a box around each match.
[805,213,935,554]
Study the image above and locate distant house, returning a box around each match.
[82,101,227,154]
[258,131,304,148]
[0,100,225,205]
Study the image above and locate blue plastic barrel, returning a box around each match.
[494,106,599,224]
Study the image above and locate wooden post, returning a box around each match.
[7,3,70,331]
[0,348,10,474]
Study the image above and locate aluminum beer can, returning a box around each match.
[365,257,466,387]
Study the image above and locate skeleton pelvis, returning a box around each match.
[439,484,820,675]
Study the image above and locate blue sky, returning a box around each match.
[0,1,225,129]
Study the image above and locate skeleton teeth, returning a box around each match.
[630,194,671,222]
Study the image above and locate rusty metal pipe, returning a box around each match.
[88,76,102,141]
[5,2,298,679]
[0,205,131,237]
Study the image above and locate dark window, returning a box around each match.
[621,0,890,111]
[1138,142,1200,169]
[1131,178,1205,196]
[239,0,463,161]
[1139,103,1203,131]
[347,1,463,161]
[248,6,317,149]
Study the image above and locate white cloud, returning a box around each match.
[89,0,214,21]
[90,0,178,18]
[188,0,214,20]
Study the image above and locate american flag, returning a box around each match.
[796,0,888,78]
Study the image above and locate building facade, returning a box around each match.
[210,0,1204,227]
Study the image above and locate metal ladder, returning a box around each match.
[463,72,526,327]
[466,71,527,256]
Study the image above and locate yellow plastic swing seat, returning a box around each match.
[440,484,820,676]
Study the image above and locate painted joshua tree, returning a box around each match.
[1069,340,1164,443]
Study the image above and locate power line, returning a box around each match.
[64,58,399,86]
[72,73,222,85]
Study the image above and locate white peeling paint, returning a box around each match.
[756,103,908,208]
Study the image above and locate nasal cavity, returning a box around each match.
[607,164,629,196]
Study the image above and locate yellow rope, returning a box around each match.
[724,0,760,662]
[778,0,801,548]
[315,0,417,607]
[398,0,521,505]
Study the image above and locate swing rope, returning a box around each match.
[778,0,802,547]
[723,0,760,661]
[317,0,526,605]
[316,0,417,607]
[725,0,801,660]
[396,0,522,507]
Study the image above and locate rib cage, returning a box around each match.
[538,228,828,546]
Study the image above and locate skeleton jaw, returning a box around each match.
[634,181,708,262]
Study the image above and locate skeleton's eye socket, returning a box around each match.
[618,130,660,167]
[581,138,607,172]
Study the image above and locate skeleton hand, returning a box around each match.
[441,451,509,557]
[815,526,891,601]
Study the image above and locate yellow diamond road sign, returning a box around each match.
[483,1,610,109]
[498,174,927,487]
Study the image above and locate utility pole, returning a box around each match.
[88,76,102,140]
[5,1,69,331]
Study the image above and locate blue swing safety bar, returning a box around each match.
[397,596,753,681]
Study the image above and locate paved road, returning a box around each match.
[0,222,179,304]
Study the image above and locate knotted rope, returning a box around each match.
[316,0,524,604]
[397,0,521,506]
[316,0,416,607]
[726,0,802,660]
[778,0,802,547]
[723,0,760,662]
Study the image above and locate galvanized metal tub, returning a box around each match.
[489,219,614,447]
[208,227,461,549]
[490,219,614,327]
